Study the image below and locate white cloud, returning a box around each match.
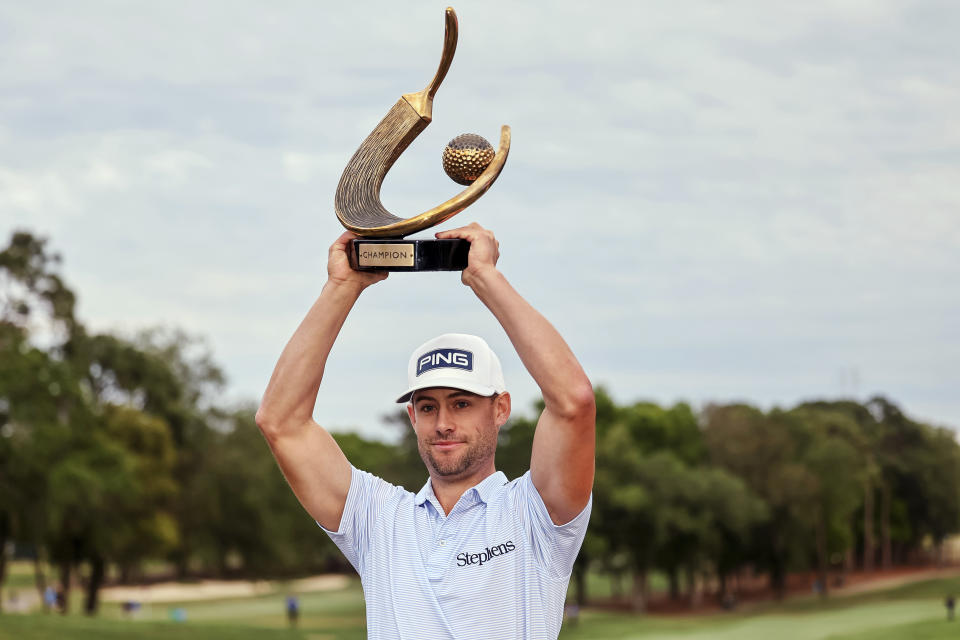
[82,161,127,190]
[281,151,344,184]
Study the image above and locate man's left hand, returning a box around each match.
[435,222,500,288]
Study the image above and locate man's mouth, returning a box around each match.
[432,440,464,451]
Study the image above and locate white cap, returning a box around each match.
[396,333,507,404]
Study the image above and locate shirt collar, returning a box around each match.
[414,470,509,507]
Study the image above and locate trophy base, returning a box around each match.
[349,239,469,272]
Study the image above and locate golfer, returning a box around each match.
[256,223,595,639]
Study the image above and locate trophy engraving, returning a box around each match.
[334,7,511,271]
[356,244,415,268]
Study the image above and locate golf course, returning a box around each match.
[3,566,959,640]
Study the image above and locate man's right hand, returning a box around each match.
[327,232,389,289]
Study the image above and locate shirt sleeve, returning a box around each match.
[317,465,406,575]
[516,471,592,579]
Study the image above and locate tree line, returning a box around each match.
[2,230,959,615]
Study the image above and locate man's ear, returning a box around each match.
[406,402,416,427]
[495,392,511,428]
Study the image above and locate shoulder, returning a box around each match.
[507,471,592,528]
[350,466,415,505]
[327,466,415,534]
[322,466,417,540]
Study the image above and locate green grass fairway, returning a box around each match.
[0,570,367,640]
[4,574,960,639]
[831,618,959,639]
[557,601,943,640]
[96,580,366,630]
[0,614,321,640]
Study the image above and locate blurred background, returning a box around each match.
[2,1,959,638]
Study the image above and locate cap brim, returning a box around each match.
[396,378,499,404]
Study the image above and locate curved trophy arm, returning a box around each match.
[334,7,510,239]
[339,126,510,238]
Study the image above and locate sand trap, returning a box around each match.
[101,574,350,603]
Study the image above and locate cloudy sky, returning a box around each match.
[2,1,958,441]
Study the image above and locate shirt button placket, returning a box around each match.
[437,518,448,550]
[427,517,450,582]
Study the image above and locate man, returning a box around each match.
[285,593,300,627]
[256,223,595,639]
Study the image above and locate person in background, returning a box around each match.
[286,593,300,628]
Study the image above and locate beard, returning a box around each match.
[419,427,498,478]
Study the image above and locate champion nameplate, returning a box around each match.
[417,349,473,376]
[358,243,415,268]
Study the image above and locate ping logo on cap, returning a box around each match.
[417,348,473,376]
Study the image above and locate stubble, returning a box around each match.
[419,427,498,478]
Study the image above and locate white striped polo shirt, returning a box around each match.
[320,466,592,639]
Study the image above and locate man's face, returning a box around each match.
[407,387,510,480]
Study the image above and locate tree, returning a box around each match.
[591,395,766,609]
[788,405,866,595]
[0,231,79,343]
[1,231,200,612]
[704,404,818,599]
[100,406,179,583]
[872,397,960,562]
[76,328,226,580]
[1,231,85,611]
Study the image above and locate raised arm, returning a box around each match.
[436,223,595,525]
[255,233,387,530]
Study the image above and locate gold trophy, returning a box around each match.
[334,7,511,271]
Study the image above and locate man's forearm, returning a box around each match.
[256,279,365,433]
[466,267,593,417]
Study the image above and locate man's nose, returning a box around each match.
[435,406,455,433]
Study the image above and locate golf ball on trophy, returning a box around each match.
[442,134,495,186]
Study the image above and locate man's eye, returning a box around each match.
[420,405,435,413]
[455,401,470,409]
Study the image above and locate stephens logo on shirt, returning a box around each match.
[456,540,516,567]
